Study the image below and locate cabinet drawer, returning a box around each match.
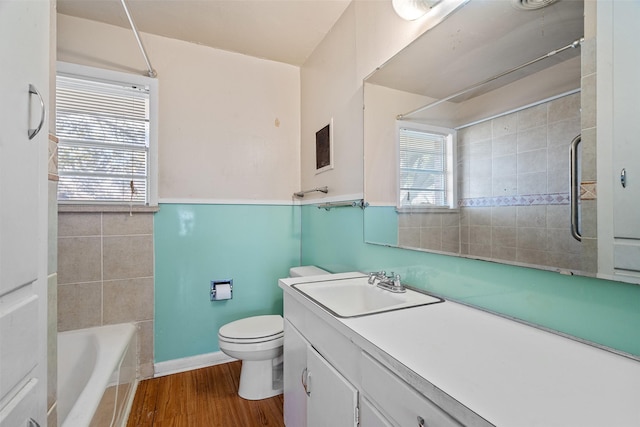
[0,295,38,401]
[614,242,640,272]
[0,378,39,427]
[360,396,393,427]
[361,353,462,427]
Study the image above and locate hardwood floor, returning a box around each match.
[127,361,285,427]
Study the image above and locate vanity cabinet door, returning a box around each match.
[283,320,308,427]
[306,345,358,427]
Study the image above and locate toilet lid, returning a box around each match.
[219,315,283,341]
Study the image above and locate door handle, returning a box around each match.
[28,84,45,140]
[621,168,627,188]
[27,418,41,427]
[570,134,582,242]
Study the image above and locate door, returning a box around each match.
[611,0,640,272]
[0,0,49,426]
[612,0,640,239]
[306,346,358,427]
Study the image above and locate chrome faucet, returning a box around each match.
[368,271,406,293]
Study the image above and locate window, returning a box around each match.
[397,123,456,209]
[56,62,157,205]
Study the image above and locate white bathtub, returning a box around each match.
[58,323,138,427]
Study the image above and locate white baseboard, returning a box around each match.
[154,351,236,378]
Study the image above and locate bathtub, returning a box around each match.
[58,323,138,427]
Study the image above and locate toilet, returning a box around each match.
[217,265,329,400]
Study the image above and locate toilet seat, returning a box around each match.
[218,315,283,344]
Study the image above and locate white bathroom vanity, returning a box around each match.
[279,272,640,427]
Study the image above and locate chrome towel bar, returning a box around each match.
[317,199,368,211]
[293,186,328,198]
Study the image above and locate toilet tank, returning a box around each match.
[289,266,329,277]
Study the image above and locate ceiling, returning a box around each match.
[56,0,352,66]
[367,0,584,100]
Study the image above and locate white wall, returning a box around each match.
[364,83,433,205]
[57,14,300,203]
[300,0,468,201]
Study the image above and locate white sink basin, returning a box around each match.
[292,276,442,317]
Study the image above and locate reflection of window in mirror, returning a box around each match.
[397,122,456,210]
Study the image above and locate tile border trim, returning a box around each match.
[459,192,571,208]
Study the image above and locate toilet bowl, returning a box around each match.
[218,315,285,400]
[217,266,329,400]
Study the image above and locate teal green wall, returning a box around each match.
[154,202,640,363]
[363,206,398,246]
[301,205,640,359]
[154,203,300,362]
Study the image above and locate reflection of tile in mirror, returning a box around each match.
[518,103,547,130]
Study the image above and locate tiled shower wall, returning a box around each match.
[398,211,460,253]
[458,92,596,273]
[57,211,155,378]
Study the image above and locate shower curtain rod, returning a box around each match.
[120,0,157,78]
[396,37,584,120]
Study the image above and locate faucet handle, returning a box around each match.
[368,271,379,284]
[368,270,386,284]
[393,273,402,287]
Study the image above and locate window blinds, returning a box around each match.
[398,128,447,207]
[56,74,150,204]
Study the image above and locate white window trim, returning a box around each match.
[395,121,457,211]
[56,61,159,207]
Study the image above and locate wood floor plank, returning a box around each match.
[156,375,186,422]
[126,361,284,427]
[128,375,161,427]
[126,377,147,426]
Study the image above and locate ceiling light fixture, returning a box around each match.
[511,0,558,10]
[392,0,442,21]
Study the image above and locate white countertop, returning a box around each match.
[280,273,640,426]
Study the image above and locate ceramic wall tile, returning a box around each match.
[517,125,547,153]
[548,92,580,123]
[518,103,547,130]
[103,278,154,324]
[58,282,102,331]
[581,73,597,130]
[492,112,518,138]
[58,212,101,237]
[102,235,154,280]
[57,211,156,381]
[103,212,153,236]
[57,236,101,285]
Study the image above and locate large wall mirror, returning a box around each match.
[363,0,596,276]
